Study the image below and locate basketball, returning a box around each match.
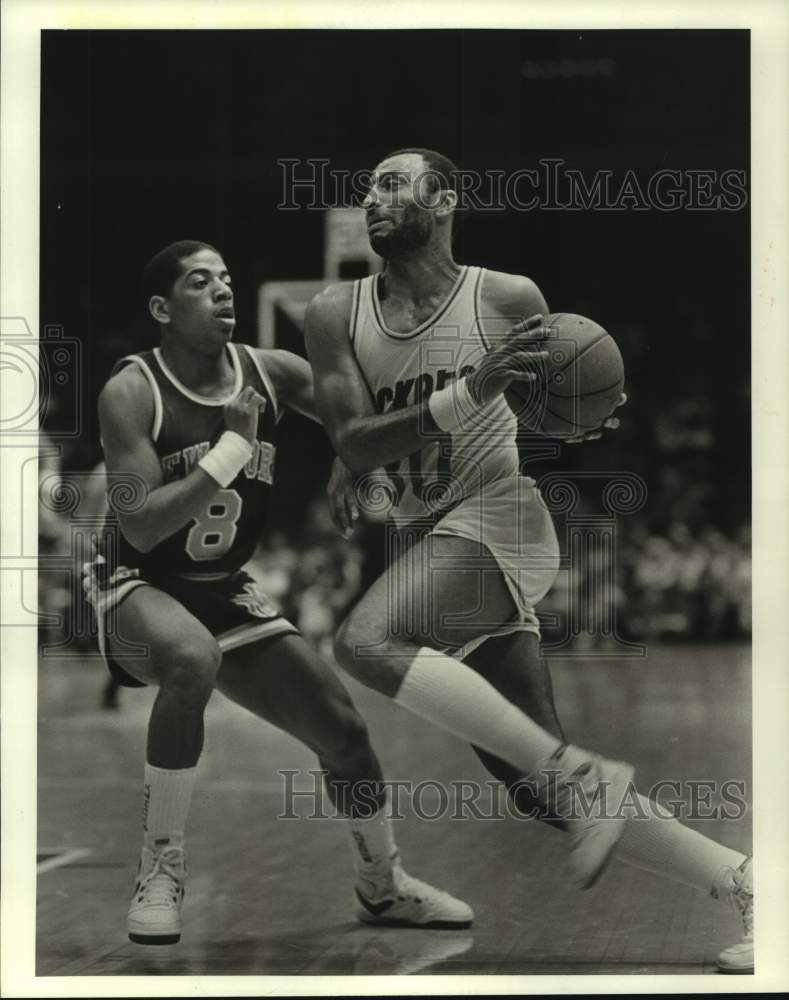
[506,313,625,438]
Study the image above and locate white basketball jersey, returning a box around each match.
[349,265,519,526]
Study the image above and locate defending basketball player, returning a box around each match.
[86,240,473,946]
[304,149,753,973]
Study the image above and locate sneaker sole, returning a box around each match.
[716,961,754,974]
[356,913,473,930]
[128,931,181,945]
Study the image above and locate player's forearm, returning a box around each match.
[333,402,440,472]
[118,470,220,553]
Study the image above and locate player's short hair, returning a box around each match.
[382,147,460,198]
[141,240,220,302]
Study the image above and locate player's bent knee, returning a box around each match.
[160,636,222,700]
[334,620,384,681]
[332,625,410,698]
[334,613,400,667]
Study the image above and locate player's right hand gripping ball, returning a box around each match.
[505,313,625,439]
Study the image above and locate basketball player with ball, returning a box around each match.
[305,148,753,973]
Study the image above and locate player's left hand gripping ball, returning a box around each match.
[565,392,628,444]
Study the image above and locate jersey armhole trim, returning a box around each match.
[349,280,362,346]
[241,344,281,423]
[345,281,378,411]
[473,267,491,352]
[116,354,164,442]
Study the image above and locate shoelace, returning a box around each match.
[136,849,183,908]
[539,759,600,821]
[730,874,754,935]
[360,868,437,906]
[393,870,452,905]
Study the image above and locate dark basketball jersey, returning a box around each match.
[108,342,278,577]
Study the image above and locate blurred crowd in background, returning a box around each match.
[537,516,751,652]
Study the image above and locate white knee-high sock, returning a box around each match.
[616,794,746,895]
[394,647,572,775]
[142,763,197,849]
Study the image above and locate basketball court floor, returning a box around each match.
[36,642,751,977]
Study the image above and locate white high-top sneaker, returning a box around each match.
[127,844,186,944]
[714,856,753,973]
[537,748,635,889]
[355,860,473,929]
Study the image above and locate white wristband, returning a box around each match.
[198,431,253,487]
[428,377,480,432]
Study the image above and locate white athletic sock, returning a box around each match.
[395,647,570,776]
[346,792,399,889]
[142,763,197,849]
[616,794,747,896]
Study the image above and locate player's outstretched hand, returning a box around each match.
[565,392,628,444]
[467,314,551,406]
[224,386,267,443]
[327,456,359,538]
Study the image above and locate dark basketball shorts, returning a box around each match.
[83,556,299,688]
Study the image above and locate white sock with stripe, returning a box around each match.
[346,793,399,894]
[142,763,197,850]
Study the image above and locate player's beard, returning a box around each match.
[369,203,432,259]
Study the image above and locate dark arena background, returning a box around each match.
[37,29,751,977]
